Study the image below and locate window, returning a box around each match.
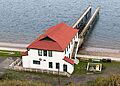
[69,54,70,58]
[48,51,52,57]
[43,50,47,56]
[49,62,53,68]
[56,63,60,69]
[67,47,68,51]
[63,64,67,72]
[33,60,40,65]
[65,49,66,54]
[69,44,70,49]
[38,50,42,56]
[27,48,30,51]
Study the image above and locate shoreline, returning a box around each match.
[81,47,120,53]
[0,42,120,53]
[0,42,29,51]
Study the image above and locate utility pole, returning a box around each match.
[58,68,60,86]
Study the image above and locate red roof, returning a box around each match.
[63,56,74,65]
[27,22,78,51]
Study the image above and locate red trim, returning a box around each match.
[21,51,28,56]
[63,56,74,65]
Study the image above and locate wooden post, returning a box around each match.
[58,68,61,86]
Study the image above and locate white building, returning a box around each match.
[22,22,79,74]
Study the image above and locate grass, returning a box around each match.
[0,80,51,86]
[0,60,120,86]
[73,61,88,75]
[0,70,66,86]
[0,50,21,57]
[73,59,120,75]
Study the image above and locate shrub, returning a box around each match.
[87,74,120,86]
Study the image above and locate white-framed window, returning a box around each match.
[63,64,67,72]
[49,62,53,68]
[38,50,42,56]
[33,60,40,65]
[69,54,70,58]
[65,49,66,54]
[69,44,70,49]
[48,51,52,57]
[56,63,60,69]
[67,47,68,51]
[43,50,47,56]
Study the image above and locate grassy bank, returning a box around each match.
[0,80,51,86]
[0,50,21,57]
[0,55,120,85]
[74,59,120,75]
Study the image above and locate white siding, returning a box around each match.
[22,49,74,74]
[22,32,78,74]
[64,32,79,59]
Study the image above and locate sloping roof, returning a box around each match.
[27,22,78,51]
[63,56,74,65]
[21,51,28,56]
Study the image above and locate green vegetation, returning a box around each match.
[0,80,51,86]
[0,58,120,85]
[0,50,21,57]
[74,61,87,75]
[74,58,120,75]
[0,70,53,86]
[87,74,120,86]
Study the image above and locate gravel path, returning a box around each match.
[0,57,17,72]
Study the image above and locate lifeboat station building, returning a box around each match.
[22,22,79,74]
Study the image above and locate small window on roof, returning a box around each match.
[41,36,54,41]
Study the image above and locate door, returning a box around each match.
[63,64,67,72]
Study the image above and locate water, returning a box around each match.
[0,0,120,49]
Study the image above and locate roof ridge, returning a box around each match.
[47,22,66,36]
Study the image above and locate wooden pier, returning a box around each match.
[72,6,100,48]
[71,6,100,64]
[72,5,92,34]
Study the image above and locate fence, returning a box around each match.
[9,59,71,77]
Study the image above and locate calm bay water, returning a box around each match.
[0,0,120,49]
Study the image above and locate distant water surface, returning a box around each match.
[0,0,120,49]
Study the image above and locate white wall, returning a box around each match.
[64,32,79,59]
[22,32,78,74]
[22,49,74,74]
